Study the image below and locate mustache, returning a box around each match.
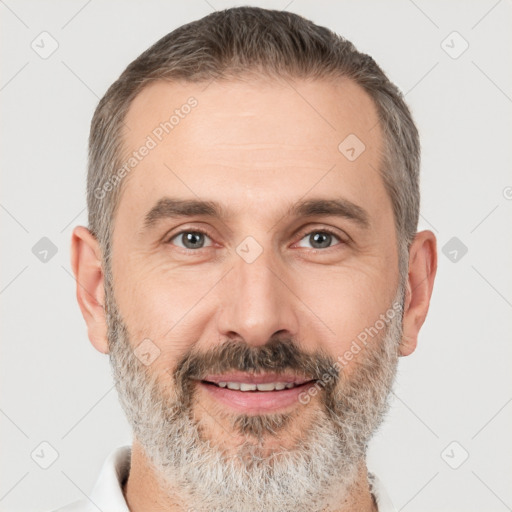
[172,337,340,401]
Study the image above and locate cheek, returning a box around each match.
[112,264,220,359]
[294,266,394,355]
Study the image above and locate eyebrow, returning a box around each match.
[142,197,371,232]
[290,198,370,229]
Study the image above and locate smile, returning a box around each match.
[197,372,317,413]
[205,381,303,391]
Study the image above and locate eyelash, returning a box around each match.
[165,226,348,253]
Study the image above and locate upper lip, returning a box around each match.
[200,372,314,385]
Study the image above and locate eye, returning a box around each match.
[296,229,345,250]
[167,230,214,250]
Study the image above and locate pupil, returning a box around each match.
[183,232,204,249]
[311,232,331,248]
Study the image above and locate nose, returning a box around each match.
[216,248,299,347]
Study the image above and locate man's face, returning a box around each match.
[105,76,404,509]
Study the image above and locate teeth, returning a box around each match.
[255,382,278,391]
[213,381,299,391]
[240,383,257,391]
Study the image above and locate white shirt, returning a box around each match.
[50,445,397,512]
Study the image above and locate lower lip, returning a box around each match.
[198,380,316,413]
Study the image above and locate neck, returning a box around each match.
[123,439,378,512]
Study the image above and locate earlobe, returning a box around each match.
[400,230,437,357]
[70,226,109,354]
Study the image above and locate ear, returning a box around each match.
[70,226,109,354]
[400,230,437,356]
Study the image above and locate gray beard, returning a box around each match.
[105,279,404,512]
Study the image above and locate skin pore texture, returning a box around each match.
[71,76,437,512]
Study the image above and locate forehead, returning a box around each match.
[116,76,387,231]
[122,75,381,154]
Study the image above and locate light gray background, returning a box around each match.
[1,1,511,511]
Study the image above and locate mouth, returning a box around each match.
[196,372,317,413]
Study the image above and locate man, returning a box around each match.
[61,6,436,512]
